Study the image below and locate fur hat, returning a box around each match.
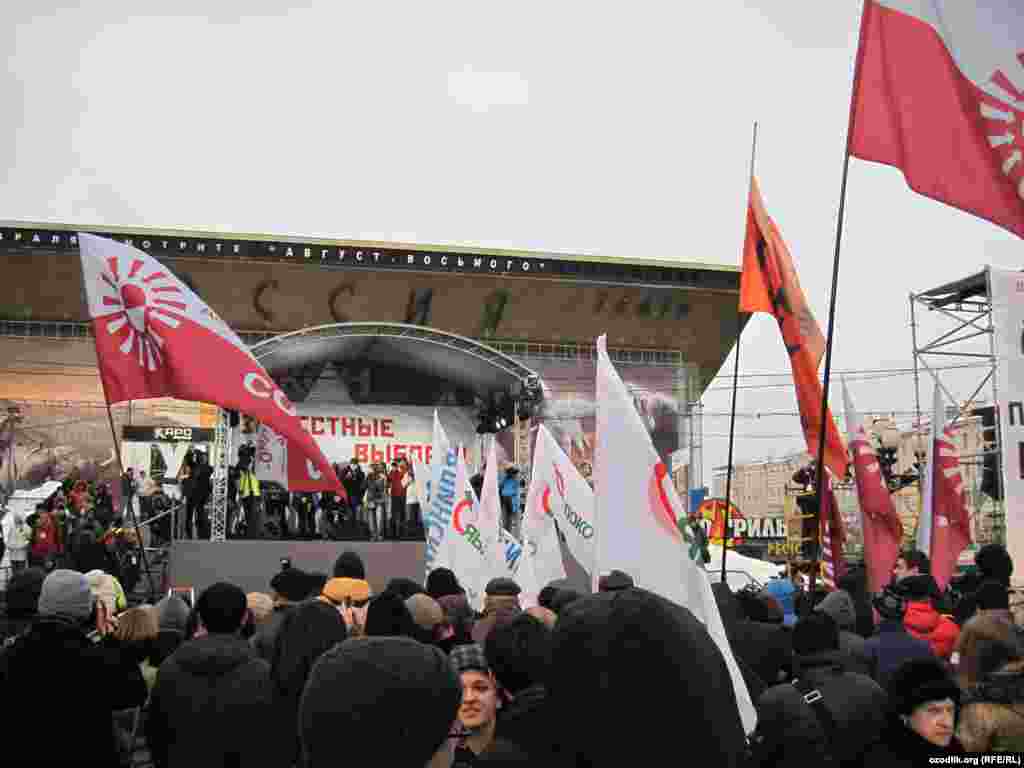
[887,658,960,715]
[322,578,370,605]
[485,577,521,597]
[976,544,1013,585]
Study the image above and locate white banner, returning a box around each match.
[989,268,1024,578]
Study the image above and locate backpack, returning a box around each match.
[746,677,838,767]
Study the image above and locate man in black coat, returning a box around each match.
[251,566,310,662]
[0,569,147,767]
[147,581,277,768]
[484,612,561,763]
[750,612,887,768]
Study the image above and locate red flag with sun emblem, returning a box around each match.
[78,233,343,496]
[594,334,756,733]
[850,1,1024,239]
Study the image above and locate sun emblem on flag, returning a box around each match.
[98,255,187,372]
[979,52,1024,200]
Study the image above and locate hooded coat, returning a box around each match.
[146,633,277,768]
[752,651,887,768]
[958,660,1024,753]
[814,590,871,676]
[547,588,747,768]
[712,582,791,692]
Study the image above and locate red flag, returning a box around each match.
[929,423,973,591]
[739,178,849,479]
[850,1,1024,239]
[842,380,903,595]
[78,233,343,496]
[819,477,847,589]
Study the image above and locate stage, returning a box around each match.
[168,539,425,596]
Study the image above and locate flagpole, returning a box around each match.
[810,1,870,597]
[104,404,157,603]
[721,122,759,584]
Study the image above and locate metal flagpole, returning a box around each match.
[809,1,871,596]
[721,121,758,583]
[104,404,157,603]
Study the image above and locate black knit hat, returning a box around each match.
[385,577,426,600]
[426,567,463,600]
[976,544,1013,585]
[887,658,960,715]
[271,568,310,602]
[976,580,1010,611]
[485,577,521,597]
[333,550,365,580]
[364,591,419,638]
[792,612,840,656]
[299,637,460,768]
[5,567,46,620]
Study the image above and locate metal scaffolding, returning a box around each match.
[910,269,1004,543]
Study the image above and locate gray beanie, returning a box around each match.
[155,594,191,633]
[814,589,857,631]
[37,569,95,621]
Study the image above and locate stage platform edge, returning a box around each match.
[168,540,425,596]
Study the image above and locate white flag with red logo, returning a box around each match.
[78,233,342,495]
[522,424,594,585]
[442,446,490,609]
[594,335,756,733]
[850,1,1024,239]
[479,437,506,580]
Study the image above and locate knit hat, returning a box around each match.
[792,612,840,656]
[155,593,191,633]
[37,569,94,621]
[485,577,521,597]
[406,594,444,632]
[976,544,1013,585]
[306,571,329,598]
[5,567,46,620]
[271,568,311,602]
[598,570,635,592]
[450,642,490,675]
[299,637,460,768]
[977,580,1011,611]
[387,577,426,600]
[898,574,940,601]
[322,577,371,604]
[195,582,248,634]
[332,550,366,580]
[364,591,418,638]
[426,567,464,600]
[764,579,796,625]
[247,592,275,624]
[814,589,857,630]
[887,658,960,715]
[873,588,907,621]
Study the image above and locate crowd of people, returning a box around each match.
[1,539,1022,766]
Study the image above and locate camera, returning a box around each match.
[280,557,292,571]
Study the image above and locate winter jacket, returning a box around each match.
[0,616,148,767]
[365,473,387,505]
[146,633,277,768]
[494,684,564,764]
[752,651,887,768]
[862,619,935,689]
[861,715,965,768]
[713,582,793,687]
[500,475,521,516]
[904,600,960,659]
[340,464,366,502]
[251,604,292,662]
[958,660,1024,753]
[815,590,871,676]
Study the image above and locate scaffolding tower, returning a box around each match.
[910,269,1004,544]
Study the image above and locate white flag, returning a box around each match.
[594,334,756,734]
[479,438,505,580]
[443,446,492,610]
[523,424,595,584]
[423,411,454,578]
[514,529,542,609]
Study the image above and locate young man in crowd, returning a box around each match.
[146,582,277,768]
[892,549,930,583]
[450,643,501,765]
[251,564,310,661]
[299,636,462,768]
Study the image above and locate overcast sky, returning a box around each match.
[3,1,1021,486]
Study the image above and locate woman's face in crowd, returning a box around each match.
[908,698,956,747]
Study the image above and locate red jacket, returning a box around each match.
[903,600,959,659]
[388,468,406,497]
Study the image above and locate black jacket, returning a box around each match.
[713,583,792,689]
[860,716,965,768]
[752,651,887,768]
[251,604,292,662]
[0,616,148,767]
[146,633,276,768]
[495,684,565,764]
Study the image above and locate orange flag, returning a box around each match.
[739,178,849,479]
